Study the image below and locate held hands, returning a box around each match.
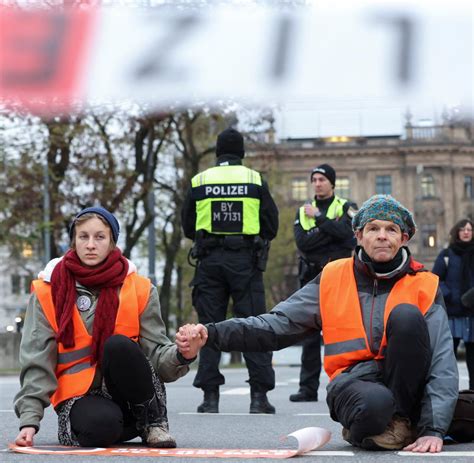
[176,323,208,359]
[15,427,36,446]
[403,436,443,453]
[304,203,319,218]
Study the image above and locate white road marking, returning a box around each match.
[0,410,15,412]
[221,388,249,395]
[0,377,19,384]
[398,451,474,457]
[179,412,276,416]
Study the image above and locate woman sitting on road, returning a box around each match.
[14,206,193,448]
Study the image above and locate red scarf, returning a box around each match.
[51,248,129,364]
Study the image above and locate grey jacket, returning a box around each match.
[14,278,189,431]
[206,248,458,439]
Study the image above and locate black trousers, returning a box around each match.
[192,247,275,392]
[453,338,474,389]
[298,333,322,396]
[69,335,160,447]
[297,268,323,397]
[329,304,431,445]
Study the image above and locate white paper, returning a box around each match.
[282,427,332,454]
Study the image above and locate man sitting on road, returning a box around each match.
[176,195,459,453]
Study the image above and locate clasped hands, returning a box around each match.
[175,323,208,359]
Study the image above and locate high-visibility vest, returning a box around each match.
[32,273,151,407]
[191,164,262,235]
[319,258,438,381]
[298,195,347,231]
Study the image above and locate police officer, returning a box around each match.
[181,127,279,414]
[290,164,357,402]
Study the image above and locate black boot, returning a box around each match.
[250,391,276,414]
[130,395,176,448]
[289,390,318,402]
[197,388,219,413]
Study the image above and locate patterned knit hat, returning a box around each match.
[352,194,416,238]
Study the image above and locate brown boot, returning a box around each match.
[342,428,354,445]
[362,416,415,450]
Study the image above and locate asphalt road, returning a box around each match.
[1,347,473,463]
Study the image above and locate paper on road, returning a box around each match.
[8,426,332,458]
[283,426,332,454]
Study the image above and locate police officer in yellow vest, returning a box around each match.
[290,164,357,403]
[177,195,458,453]
[181,127,279,414]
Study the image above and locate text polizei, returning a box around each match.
[205,185,248,196]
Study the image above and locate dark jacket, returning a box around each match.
[205,248,458,439]
[294,195,356,270]
[432,248,474,317]
[181,155,279,241]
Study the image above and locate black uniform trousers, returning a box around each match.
[297,266,323,398]
[329,304,431,445]
[192,246,275,392]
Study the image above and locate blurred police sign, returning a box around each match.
[0,1,472,114]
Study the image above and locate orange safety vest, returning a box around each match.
[320,257,438,381]
[32,273,151,408]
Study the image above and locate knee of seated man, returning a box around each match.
[388,304,425,335]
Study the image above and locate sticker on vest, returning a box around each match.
[77,295,92,312]
[211,201,243,233]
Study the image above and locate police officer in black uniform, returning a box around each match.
[181,128,279,414]
[290,164,357,402]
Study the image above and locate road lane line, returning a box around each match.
[398,451,474,457]
[179,412,275,416]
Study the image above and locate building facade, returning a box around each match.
[251,120,474,268]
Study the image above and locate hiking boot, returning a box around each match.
[342,428,355,445]
[250,391,276,414]
[361,416,414,450]
[289,391,318,402]
[143,426,177,448]
[197,388,219,413]
[130,394,176,448]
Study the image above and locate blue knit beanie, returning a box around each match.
[352,195,416,239]
[69,206,120,243]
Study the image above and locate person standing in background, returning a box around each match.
[432,218,474,389]
[290,164,357,402]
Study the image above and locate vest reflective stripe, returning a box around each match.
[320,258,439,381]
[32,273,151,407]
[324,337,367,356]
[57,345,92,364]
[191,165,262,235]
[63,362,92,375]
[298,196,347,231]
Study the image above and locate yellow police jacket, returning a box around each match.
[191,164,262,235]
[298,195,347,231]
